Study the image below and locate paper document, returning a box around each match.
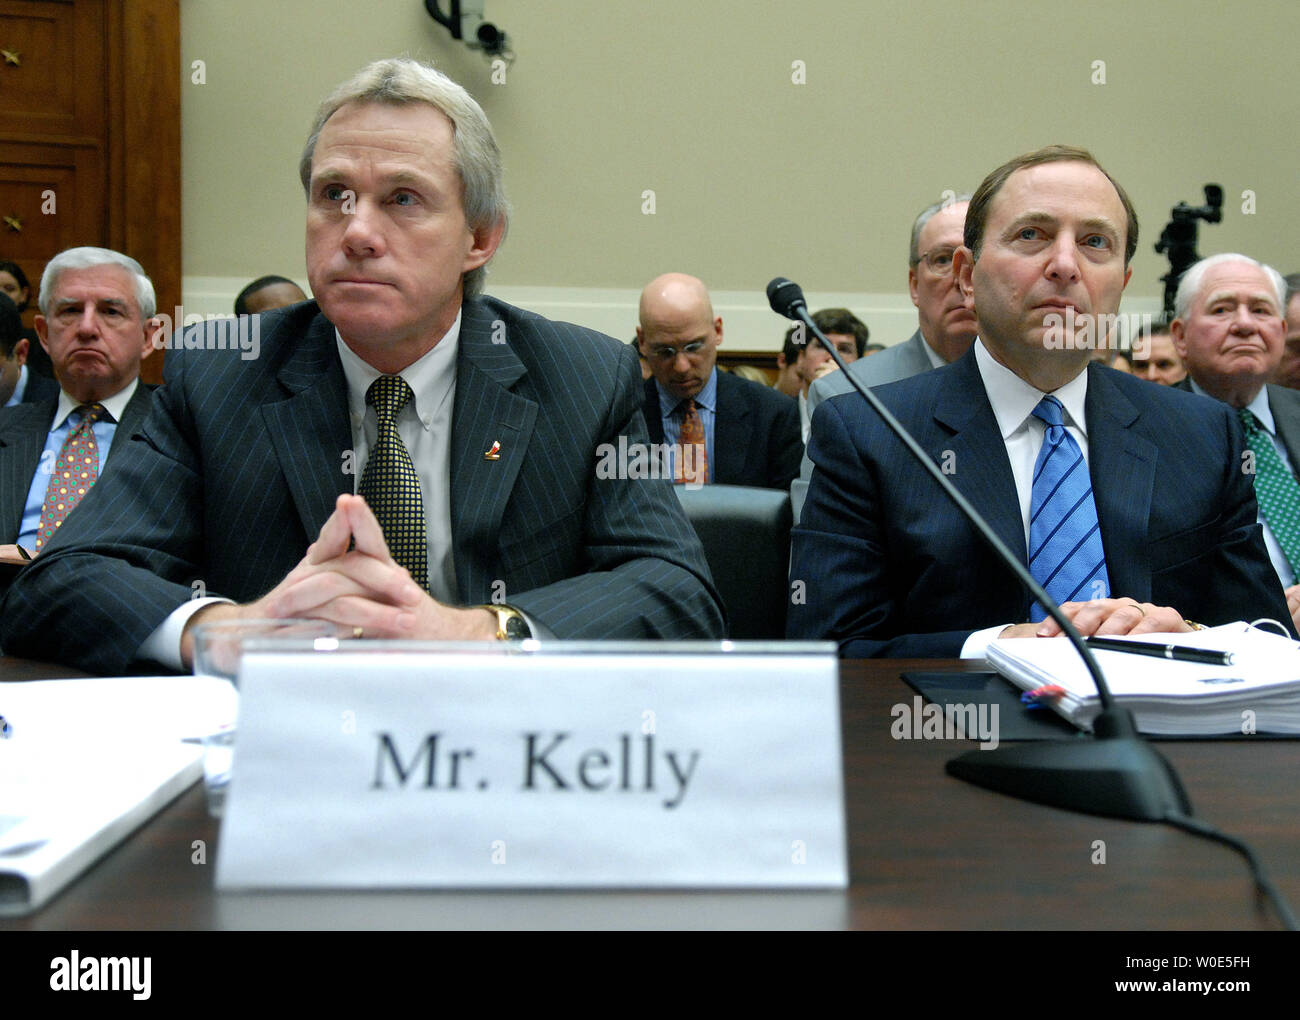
[0,675,235,915]
[986,622,1300,735]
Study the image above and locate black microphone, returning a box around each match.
[769,276,1191,822]
[765,277,807,321]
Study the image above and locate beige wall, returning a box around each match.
[181,0,1298,345]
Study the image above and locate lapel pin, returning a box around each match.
[484,440,502,461]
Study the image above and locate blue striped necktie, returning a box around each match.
[1027,395,1110,620]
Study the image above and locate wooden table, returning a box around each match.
[4,657,1298,930]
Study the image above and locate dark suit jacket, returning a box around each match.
[19,370,59,405]
[643,370,803,489]
[0,381,155,542]
[788,350,1292,657]
[1,298,724,673]
[1174,377,1300,474]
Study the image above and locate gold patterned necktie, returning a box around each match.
[36,403,107,551]
[676,398,708,485]
[357,375,428,590]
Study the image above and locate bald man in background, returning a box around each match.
[638,273,801,490]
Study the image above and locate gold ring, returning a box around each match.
[1126,600,1145,617]
[353,626,364,639]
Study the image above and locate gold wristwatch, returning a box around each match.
[476,604,531,641]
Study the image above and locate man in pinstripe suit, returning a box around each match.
[1,59,722,673]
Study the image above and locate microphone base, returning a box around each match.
[945,711,1192,821]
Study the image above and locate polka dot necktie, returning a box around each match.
[35,403,106,551]
[357,375,428,590]
[1027,396,1110,620]
[1238,407,1300,577]
[675,398,708,485]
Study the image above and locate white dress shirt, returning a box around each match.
[960,340,1091,659]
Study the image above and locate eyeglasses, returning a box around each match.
[916,246,957,276]
[647,340,708,361]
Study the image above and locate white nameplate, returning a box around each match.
[215,644,846,889]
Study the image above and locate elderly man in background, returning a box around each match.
[1170,253,1300,628]
[0,247,157,565]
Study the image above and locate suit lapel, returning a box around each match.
[711,371,749,484]
[261,314,353,541]
[932,353,1027,568]
[103,383,154,468]
[0,399,54,541]
[450,300,537,596]
[1085,364,1156,602]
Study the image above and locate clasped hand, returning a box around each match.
[999,597,1193,640]
[181,494,495,666]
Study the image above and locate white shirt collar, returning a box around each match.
[52,377,139,429]
[337,311,461,432]
[973,338,1090,440]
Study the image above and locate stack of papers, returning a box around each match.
[0,675,236,915]
[986,622,1300,735]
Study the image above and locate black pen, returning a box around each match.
[15,546,30,561]
[1083,636,1234,666]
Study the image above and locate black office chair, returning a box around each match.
[674,484,793,639]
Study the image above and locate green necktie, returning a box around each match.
[1239,407,1300,577]
[358,375,428,590]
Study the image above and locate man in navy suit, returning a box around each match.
[789,145,1290,657]
[2,59,722,673]
[638,273,802,490]
[0,248,156,559]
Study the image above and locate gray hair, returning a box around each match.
[299,58,509,300]
[39,247,156,319]
[1173,252,1286,322]
[909,193,972,267]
